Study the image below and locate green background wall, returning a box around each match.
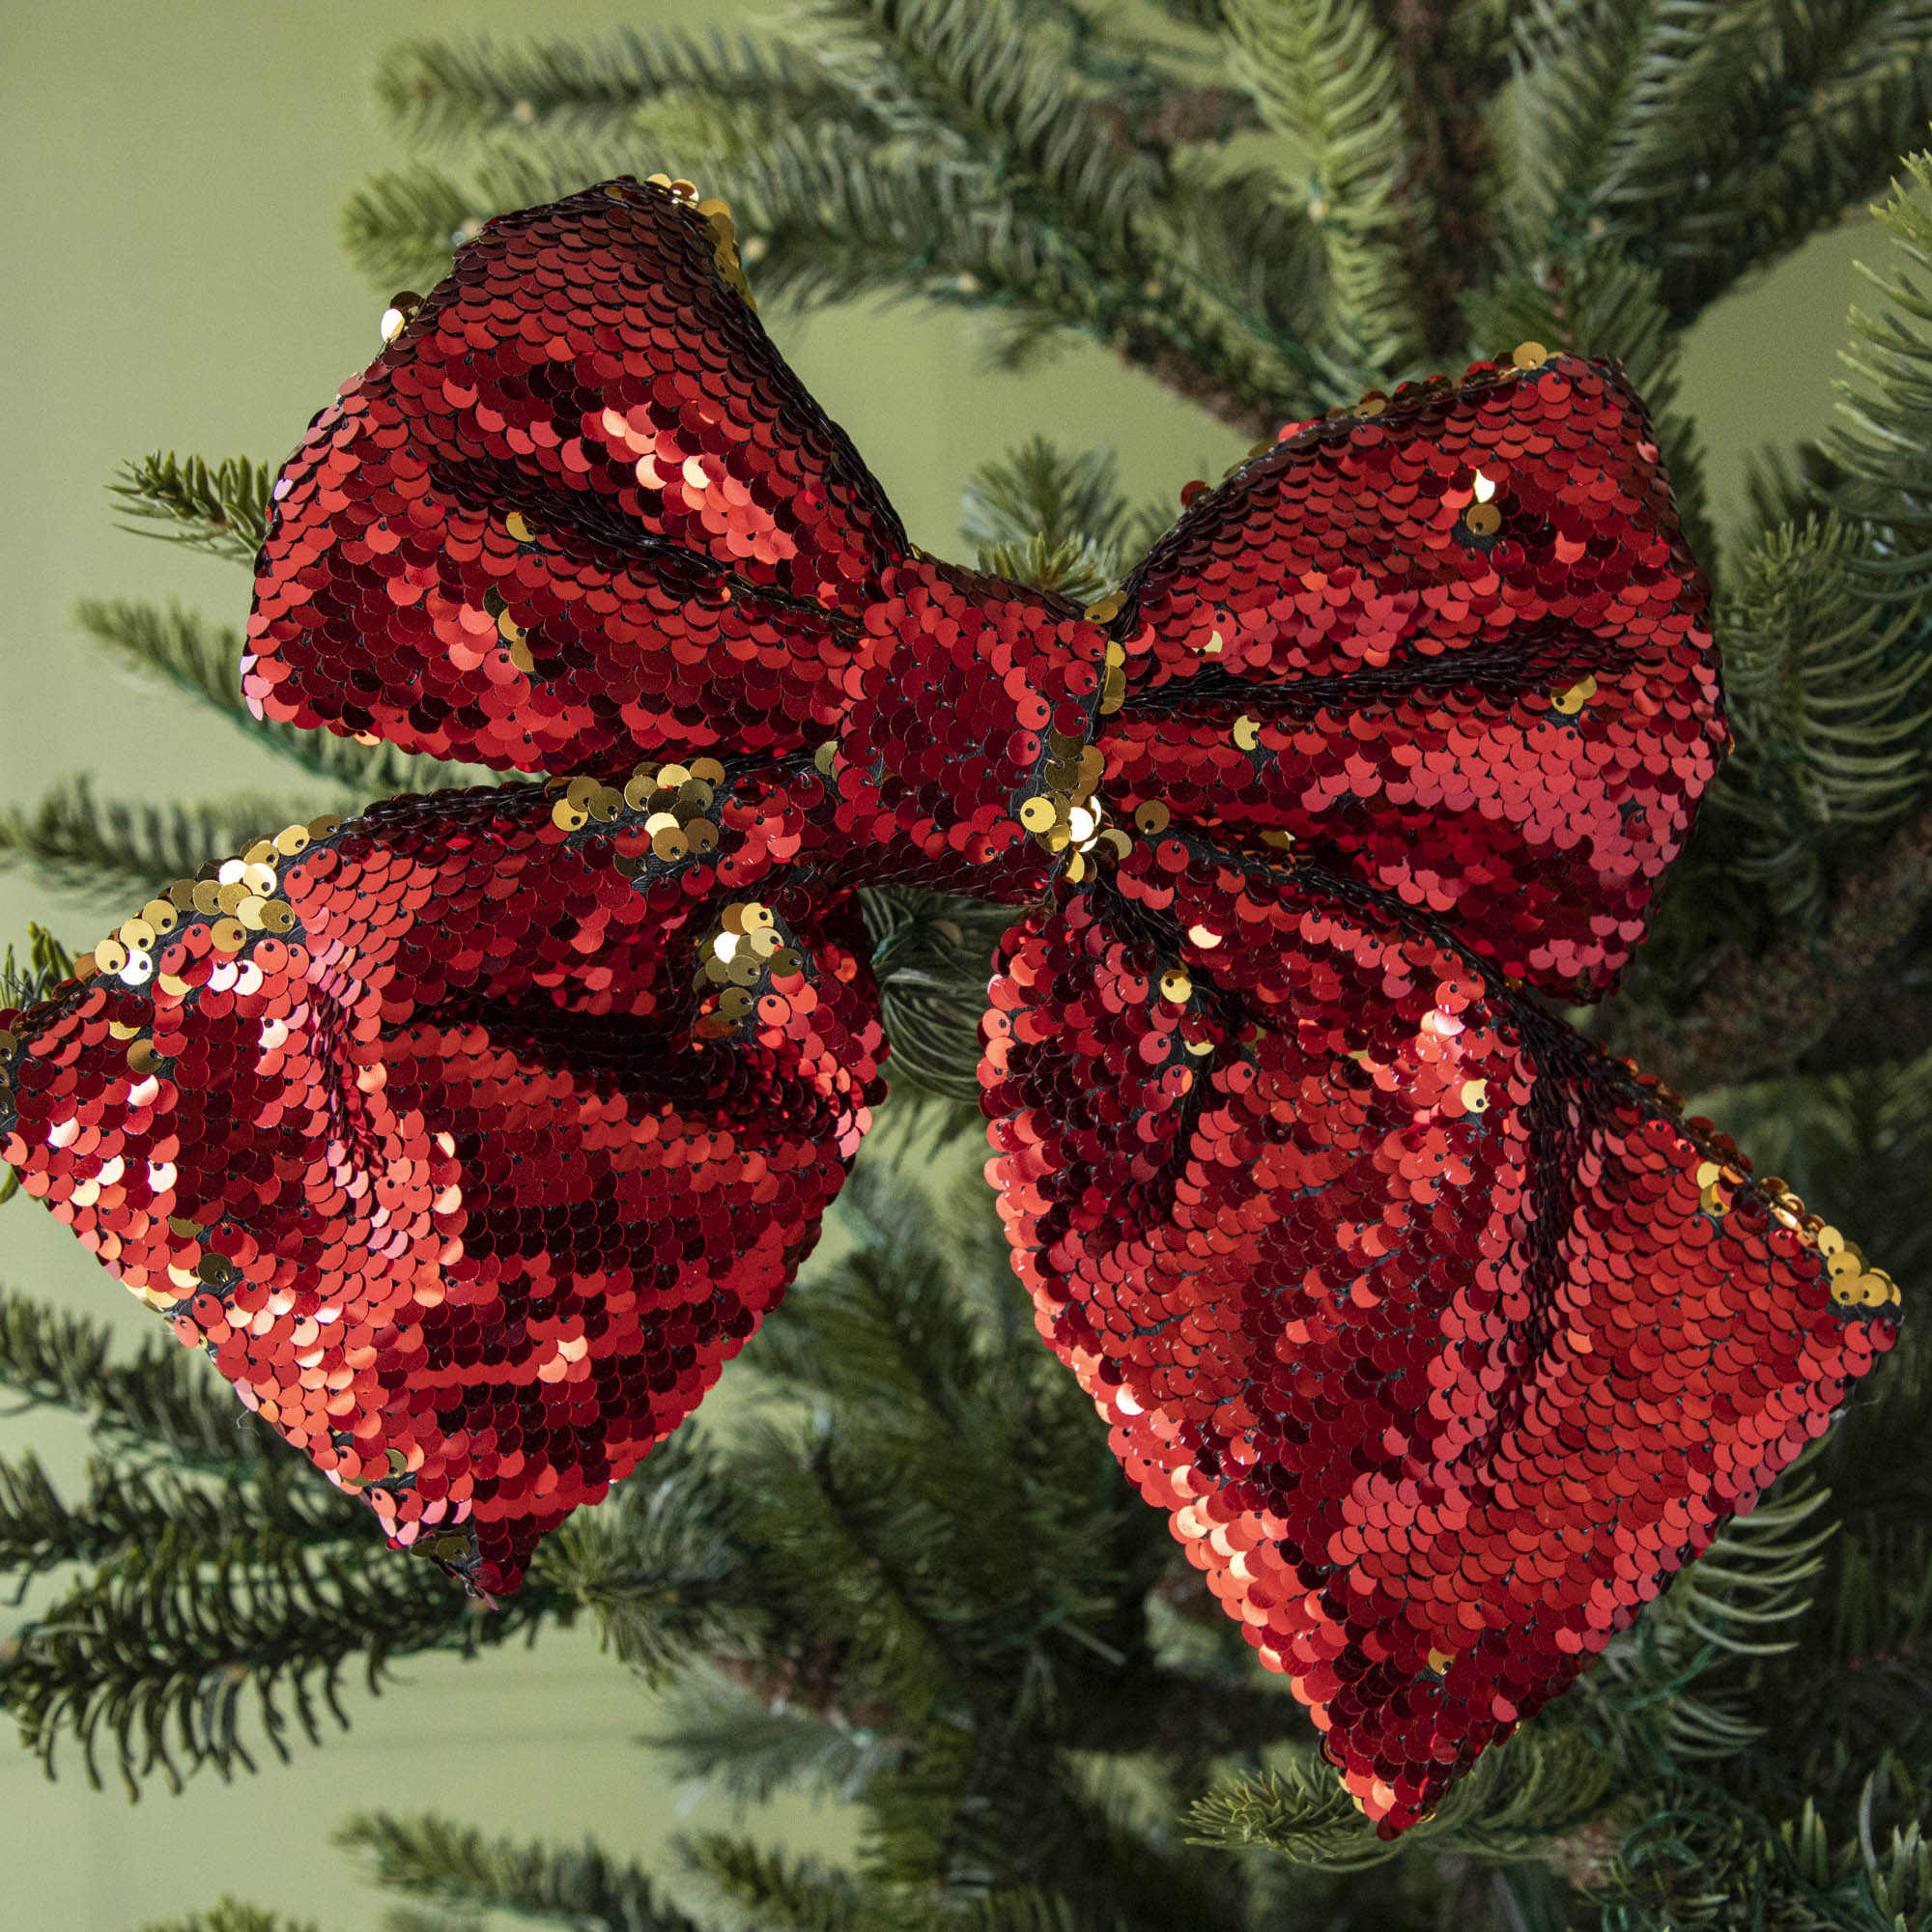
[0,5,1905,1924]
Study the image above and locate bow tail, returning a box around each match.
[980,843,1896,1833]
[0,767,885,1594]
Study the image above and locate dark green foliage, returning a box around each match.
[337,1813,704,1932]
[371,29,850,153]
[958,434,1172,601]
[136,1902,320,1932]
[857,885,1018,1107]
[0,775,324,904]
[1830,148,1932,606]
[0,923,74,1016]
[111,453,274,567]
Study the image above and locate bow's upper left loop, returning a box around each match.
[246,180,909,775]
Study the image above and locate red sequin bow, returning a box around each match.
[0,180,1898,1833]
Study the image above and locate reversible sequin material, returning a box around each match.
[0,178,1897,1823]
[0,770,880,1595]
[1108,370,1721,1000]
[981,856,1891,1829]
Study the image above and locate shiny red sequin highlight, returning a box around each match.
[0,178,1895,1823]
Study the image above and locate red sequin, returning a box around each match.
[0,180,1895,1825]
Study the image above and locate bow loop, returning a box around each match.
[247,179,908,776]
[984,845,1894,1833]
[1099,351,1720,999]
[0,767,886,1596]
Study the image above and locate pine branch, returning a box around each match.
[676,1833,883,1931]
[0,923,74,1015]
[0,776,323,905]
[783,0,1163,242]
[0,1284,279,1470]
[1186,1720,1616,1865]
[340,165,482,291]
[1370,0,1505,361]
[1750,1527,1932,1803]
[1742,438,1843,539]
[1222,0,1422,385]
[1607,799,1932,1089]
[379,1910,486,1932]
[135,1903,321,1932]
[635,110,1315,433]
[1706,515,1929,919]
[337,1813,704,1932]
[960,435,1138,560]
[1579,1481,1835,1771]
[1503,0,1669,250]
[1142,154,1330,393]
[0,1450,369,1600]
[352,25,1323,430]
[647,1667,907,1804]
[5,1528,541,1796]
[1601,0,1932,325]
[1143,0,1230,25]
[341,147,611,292]
[867,1740,1251,1927]
[1589,1766,1932,1930]
[526,1430,761,1679]
[1829,146,1932,609]
[735,1418,961,1719]
[74,600,487,798]
[109,454,273,567]
[371,29,850,153]
[859,884,1017,1104]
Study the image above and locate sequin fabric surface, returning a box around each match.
[0,178,1897,1831]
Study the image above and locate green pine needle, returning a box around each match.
[371,29,849,153]
[1222,0,1420,384]
[676,1833,878,1931]
[1710,512,1930,915]
[0,776,326,905]
[859,883,1016,1104]
[110,453,273,567]
[337,1813,704,1932]
[0,1282,275,1470]
[1830,144,1932,607]
[135,1901,321,1932]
